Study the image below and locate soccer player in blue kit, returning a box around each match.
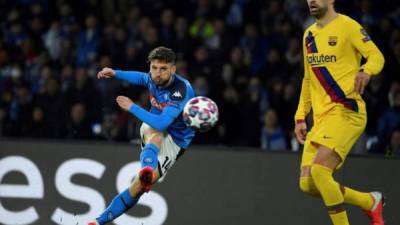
[88,47,195,225]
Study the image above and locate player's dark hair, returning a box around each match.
[148,46,176,64]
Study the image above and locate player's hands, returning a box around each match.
[97,67,115,79]
[294,121,307,144]
[354,71,370,94]
[116,96,134,111]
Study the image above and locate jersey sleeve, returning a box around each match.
[348,20,385,76]
[294,32,312,123]
[128,81,192,131]
[115,70,151,86]
[129,104,180,131]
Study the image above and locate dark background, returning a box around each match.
[1,0,400,154]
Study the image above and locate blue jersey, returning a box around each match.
[115,70,196,149]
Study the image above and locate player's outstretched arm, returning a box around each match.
[97,67,150,87]
[97,67,115,79]
[116,96,180,131]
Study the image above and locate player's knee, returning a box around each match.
[144,129,163,147]
[310,165,321,181]
[148,133,163,147]
[299,176,319,196]
[299,177,311,194]
[310,164,332,183]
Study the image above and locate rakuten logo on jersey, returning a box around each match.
[307,54,337,66]
[0,156,168,225]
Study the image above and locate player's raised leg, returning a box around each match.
[88,127,163,225]
[138,125,164,192]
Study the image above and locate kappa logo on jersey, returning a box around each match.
[328,36,337,46]
[172,91,182,99]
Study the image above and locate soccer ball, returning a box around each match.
[183,96,219,132]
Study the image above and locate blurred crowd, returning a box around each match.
[0,0,399,156]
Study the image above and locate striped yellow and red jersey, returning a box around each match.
[295,14,385,122]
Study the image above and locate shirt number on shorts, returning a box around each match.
[162,156,172,171]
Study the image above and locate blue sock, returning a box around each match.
[96,189,139,225]
[140,143,159,169]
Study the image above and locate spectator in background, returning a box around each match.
[386,128,400,157]
[109,27,129,68]
[33,65,53,94]
[141,26,161,55]
[260,0,286,36]
[60,65,75,92]
[44,21,66,61]
[26,106,47,138]
[285,37,302,75]
[34,77,67,138]
[194,0,215,18]
[241,77,266,147]
[28,17,45,51]
[59,38,75,66]
[0,41,8,68]
[386,41,400,84]
[351,0,378,31]
[4,20,27,47]
[76,15,99,66]
[65,67,101,123]
[158,8,175,47]
[135,17,153,45]
[0,107,5,136]
[125,6,141,38]
[267,78,284,113]
[58,3,78,35]
[192,76,209,97]
[175,59,189,78]
[377,90,400,151]
[221,46,252,86]
[205,18,234,62]
[0,87,13,137]
[7,83,33,136]
[190,16,214,40]
[257,47,287,83]
[240,23,268,73]
[280,81,298,133]
[225,0,244,31]
[189,46,213,78]
[19,38,39,67]
[219,85,241,145]
[121,46,146,70]
[260,108,287,151]
[66,103,93,139]
[173,17,194,59]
